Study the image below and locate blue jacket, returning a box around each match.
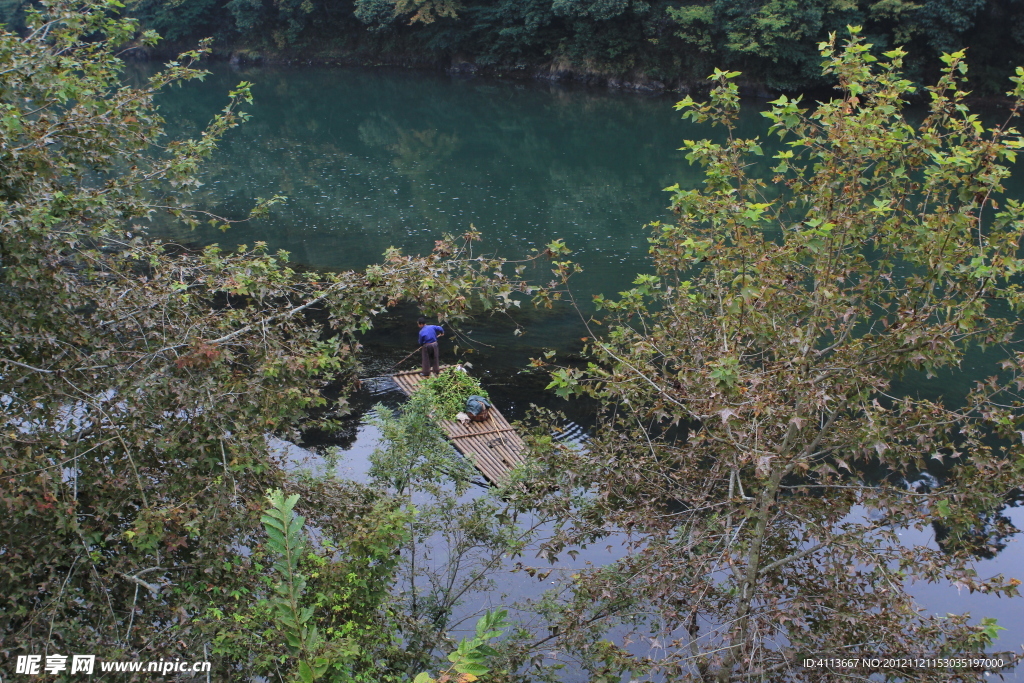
[418,324,444,346]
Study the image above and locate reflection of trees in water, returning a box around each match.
[386,124,462,236]
[934,491,1023,560]
[149,131,418,264]
[143,64,726,281]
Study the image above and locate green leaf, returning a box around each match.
[980,617,1005,642]
[454,662,490,676]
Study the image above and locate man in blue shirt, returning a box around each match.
[417,316,444,376]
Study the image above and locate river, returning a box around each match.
[148,63,1024,678]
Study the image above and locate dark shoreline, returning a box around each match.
[127,43,1020,109]
[131,42,700,94]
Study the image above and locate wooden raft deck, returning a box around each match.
[390,367,526,485]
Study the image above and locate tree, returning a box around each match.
[522,30,1024,681]
[0,1,534,678]
[354,0,461,28]
[550,0,632,22]
[667,0,863,88]
[395,0,462,24]
[366,390,542,679]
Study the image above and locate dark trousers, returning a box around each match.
[421,342,440,376]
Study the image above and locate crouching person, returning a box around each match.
[465,395,492,422]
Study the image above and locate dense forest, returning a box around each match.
[5,0,1024,94]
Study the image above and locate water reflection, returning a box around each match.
[143,64,719,311]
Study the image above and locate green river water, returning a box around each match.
[148,63,1024,670]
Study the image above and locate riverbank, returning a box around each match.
[130,42,717,95]
[11,0,1024,102]
[129,41,1022,107]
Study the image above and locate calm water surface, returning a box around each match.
[150,64,1023,673]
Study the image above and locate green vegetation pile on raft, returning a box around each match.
[415,367,488,419]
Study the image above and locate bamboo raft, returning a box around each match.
[389,367,526,485]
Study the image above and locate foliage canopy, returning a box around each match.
[0,1,533,679]
[524,29,1024,681]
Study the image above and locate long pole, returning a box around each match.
[382,346,421,375]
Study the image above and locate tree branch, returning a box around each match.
[205,281,351,346]
[1,358,54,373]
[117,568,165,596]
[758,541,826,576]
